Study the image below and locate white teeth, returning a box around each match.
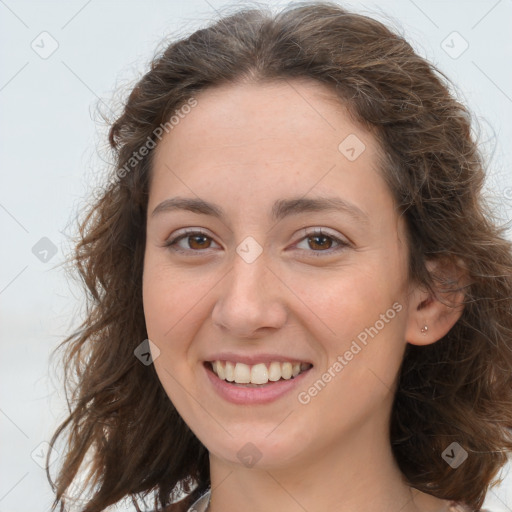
[216,361,226,380]
[210,360,312,385]
[268,361,281,381]
[225,361,235,382]
[251,363,269,384]
[234,363,251,383]
[281,362,292,379]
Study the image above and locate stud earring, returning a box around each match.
[420,325,428,335]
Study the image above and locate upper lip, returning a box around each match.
[204,352,313,366]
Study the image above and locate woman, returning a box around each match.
[47,3,512,512]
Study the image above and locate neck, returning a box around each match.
[207,412,448,512]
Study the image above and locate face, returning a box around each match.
[143,79,414,470]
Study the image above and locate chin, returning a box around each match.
[204,430,307,470]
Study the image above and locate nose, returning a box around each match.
[211,253,288,339]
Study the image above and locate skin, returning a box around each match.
[142,79,464,512]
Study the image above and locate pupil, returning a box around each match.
[190,235,209,249]
[310,235,331,250]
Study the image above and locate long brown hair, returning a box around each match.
[47,2,512,511]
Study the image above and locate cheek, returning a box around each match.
[142,271,177,343]
[289,259,407,398]
[294,277,406,433]
[142,255,217,397]
[289,259,404,340]
[142,254,205,342]
[142,259,207,419]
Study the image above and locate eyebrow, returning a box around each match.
[151,196,369,224]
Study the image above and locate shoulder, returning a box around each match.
[158,489,210,512]
[186,489,210,512]
[448,502,497,512]
[157,490,210,512]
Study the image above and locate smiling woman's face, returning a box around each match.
[143,79,418,470]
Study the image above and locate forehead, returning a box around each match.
[154,79,370,163]
[149,79,396,231]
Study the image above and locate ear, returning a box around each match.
[405,257,468,346]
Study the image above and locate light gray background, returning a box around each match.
[1,1,511,511]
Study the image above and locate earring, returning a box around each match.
[420,325,428,335]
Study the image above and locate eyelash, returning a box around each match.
[163,228,350,256]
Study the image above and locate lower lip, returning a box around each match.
[204,363,313,405]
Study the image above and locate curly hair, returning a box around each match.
[47,2,512,511]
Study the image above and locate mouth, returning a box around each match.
[204,360,314,387]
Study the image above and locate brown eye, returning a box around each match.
[187,234,212,250]
[165,230,219,254]
[307,234,334,251]
[295,228,350,256]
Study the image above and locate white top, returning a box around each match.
[186,489,210,512]
[185,490,495,512]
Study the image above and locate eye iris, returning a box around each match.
[189,234,210,250]
[309,235,332,250]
